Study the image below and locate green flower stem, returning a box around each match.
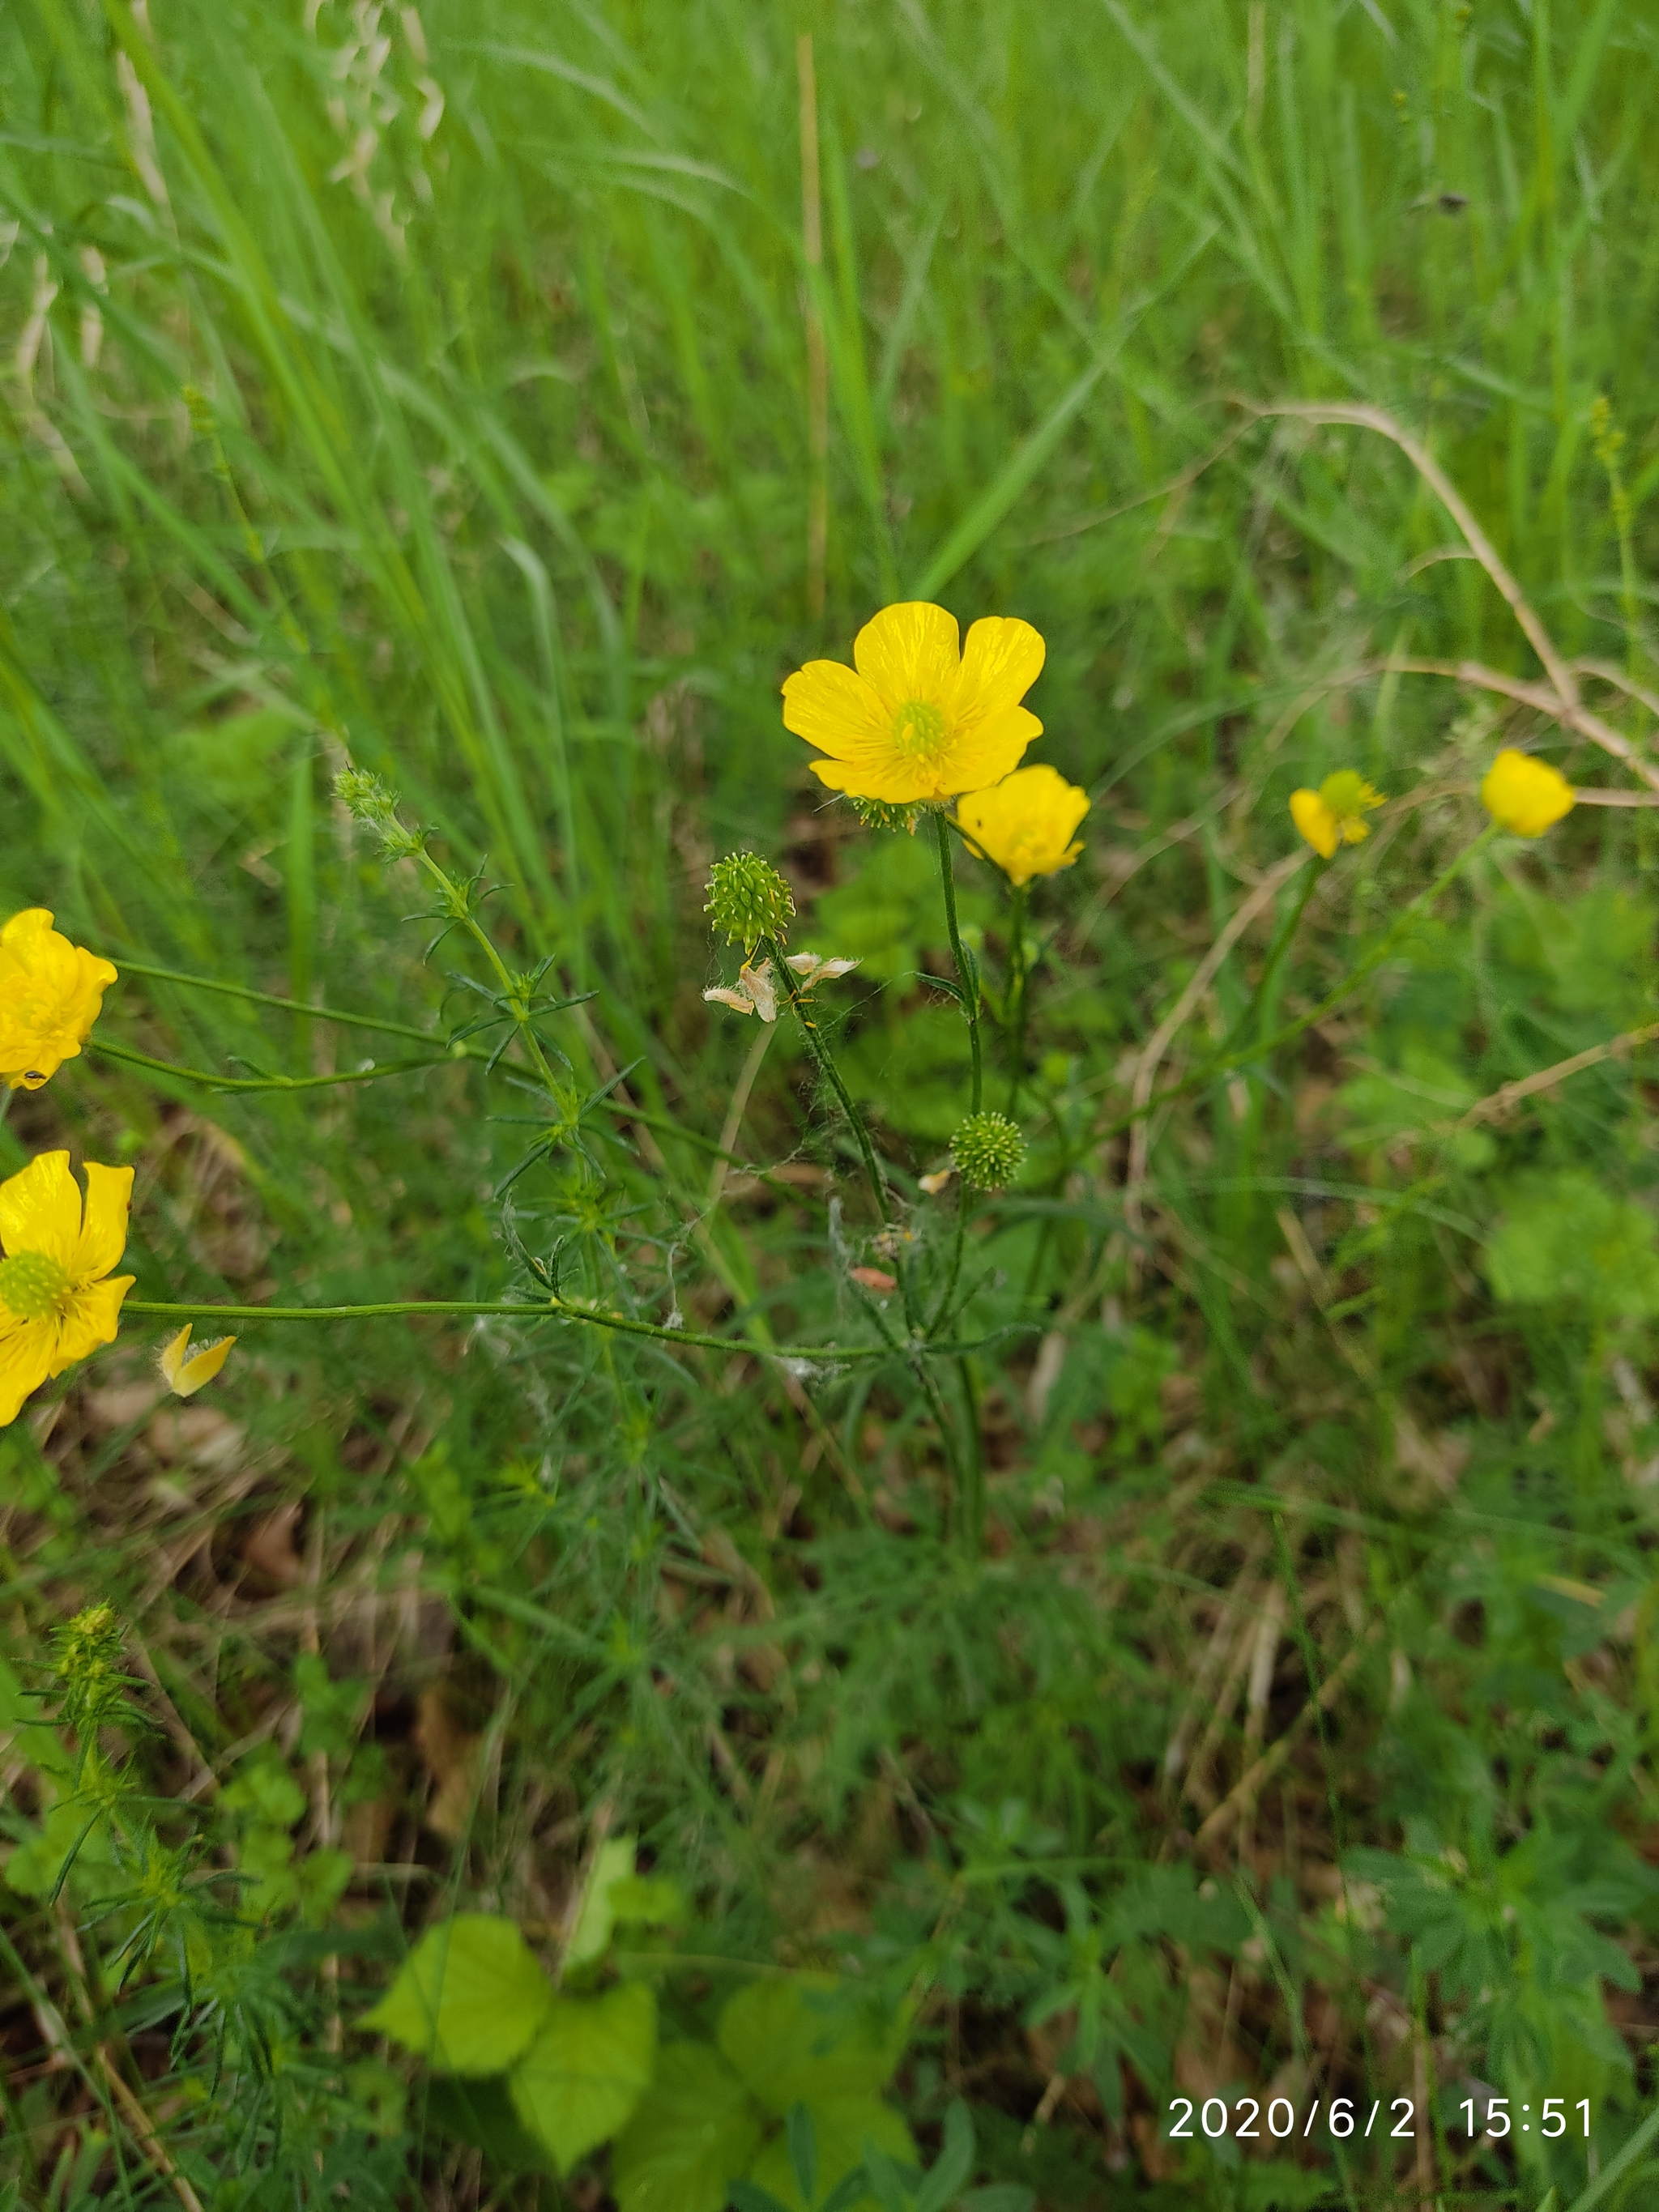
[90,1036,458,1093]
[761,934,893,1228]
[415,846,568,1100]
[956,1353,985,1555]
[1098,822,1499,1144]
[113,958,444,1045]
[1004,880,1030,1115]
[124,1294,991,1364]
[928,1178,970,1340]
[935,812,983,1113]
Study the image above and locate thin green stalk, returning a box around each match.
[761,933,892,1227]
[935,811,983,1112]
[1098,824,1498,1144]
[1004,880,1029,1115]
[112,957,450,1046]
[416,846,568,1100]
[90,1037,454,1093]
[956,1353,984,1555]
[1222,851,1323,1056]
[928,1179,971,1340]
[123,1294,957,1364]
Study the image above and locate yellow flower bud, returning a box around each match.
[1479,748,1575,837]
[1288,772,1385,860]
[0,909,117,1090]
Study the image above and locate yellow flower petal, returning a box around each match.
[851,600,962,712]
[0,1315,54,1427]
[957,765,1090,887]
[160,1323,237,1397]
[0,1152,85,1274]
[943,706,1045,797]
[45,1275,134,1375]
[948,617,1047,737]
[780,658,890,769]
[1289,789,1340,859]
[76,1162,135,1281]
[1480,748,1575,837]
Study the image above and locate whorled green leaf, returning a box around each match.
[360,1915,552,2075]
[612,2042,766,2212]
[507,1980,658,2176]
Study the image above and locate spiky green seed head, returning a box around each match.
[52,1603,128,1737]
[951,1110,1026,1191]
[334,766,423,859]
[704,852,795,953]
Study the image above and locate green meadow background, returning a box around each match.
[4,0,1659,2205]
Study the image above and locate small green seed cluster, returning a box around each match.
[704,852,796,953]
[52,1603,130,1741]
[951,1110,1026,1191]
[334,766,424,859]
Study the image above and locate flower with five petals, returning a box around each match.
[783,601,1045,805]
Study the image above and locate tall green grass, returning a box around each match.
[4,0,1659,2205]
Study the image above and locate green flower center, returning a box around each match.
[891,699,950,765]
[0,1249,75,1322]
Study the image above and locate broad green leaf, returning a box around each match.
[718,1976,903,2114]
[1483,1171,1659,1319]
[748,2099,915,2212]
[568,1835,640,1968]
[612,2044,765,2212]
[360,1915,552,2074]
[508,1980,657,2176]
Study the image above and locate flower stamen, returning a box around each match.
[891,699,949,765]
[0,1249,77,1322]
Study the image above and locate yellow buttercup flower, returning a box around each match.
[0,1152,135,1426]
[1288,771,1386,860]
[782,601,1045,805]
[160,1323,237,1399]
[957,765,1090,887]
[1480,748,1575,837]
[0,908,118,1090]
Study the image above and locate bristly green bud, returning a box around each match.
[704,852,795,953]
[950,1110,1026,1191]
[52,1603,130,1741]
[334,765,424,859]
[847,795,926,835]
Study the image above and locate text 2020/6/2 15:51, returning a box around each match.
[1166,2096,1593,2141]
